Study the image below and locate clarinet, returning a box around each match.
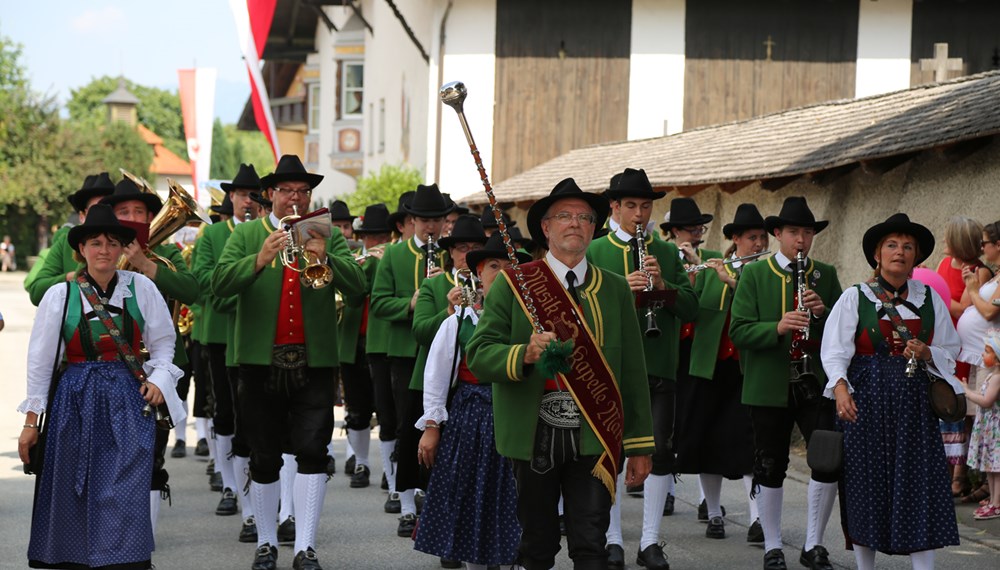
[633,224,661,338]
[426,234,438,277]
[789,250,818,388]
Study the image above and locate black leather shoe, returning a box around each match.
[636,543,670,569]
[251,544,277,570]
[350,465,371,488]
[384,492,401,514]
[439,558,462,569]
[627,482,645,497]
[205,459,215,476]
[397,513,417,537]
[415,489,425,514]
[344,454,356,475]
[209,471,223,492]
[558,515,566,536]
[277,516,296,544]
[799,546,833,570]
[326,455,336,476]
[697,499,726,521]
[705,516,725,539]
[239,517,258,543]
[171,440,186,458]
[195,438,209,457]
[763,549,786,570]
[381,472,389,490]
[663,493,675,516]
[746,518,764,543]
[216,488,238,516]
[606,543,625,568]
[292,547,323,570]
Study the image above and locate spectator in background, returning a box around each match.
[1,235,16,271]
[0,309,5,332]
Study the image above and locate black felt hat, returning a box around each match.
[68,204,136,251]
[862,213,935,269]
[481,205,517,230]
[508,226,537,251]
[526,178,611,248]
[329,200,356,222]
[354,204,392,234]
[605,168,664,201]
[68,172,116,212]
[100,178,163,216]
[466,232,533,277]
[387,191,415,231]
[438,214,488,249]
[260,155,323,189]
[659,197,713,233]
[211,193,234,216]
[250,191,272,209]
[764,196,828,234]
[443,193,469,215]
[403,184,455,218]
[723,203,767,239]
[220,163,261,192]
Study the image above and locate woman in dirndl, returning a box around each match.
[412,233,528,569]
[17,204,183,569]
[821,214,961,569]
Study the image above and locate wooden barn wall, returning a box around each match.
[910,0,1000,86]
[683,0,858,130]
[492,0,631,184]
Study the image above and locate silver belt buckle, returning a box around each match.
[538,391,581,429]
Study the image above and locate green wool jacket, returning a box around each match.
[149,243,200,368]
[362,255,392,356]
[409,270,461,390]
[467,261,655,461]
[689,262,740,380]
[192,220,240,344]
[211,216,367,368]
[338,254,378,365]
[729,255,842,407]
[27,227,80,306]
[586,232,699,379]
[369,238,446,359]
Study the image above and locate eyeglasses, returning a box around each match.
[452,243,483,253]
[681,225,707,235]
[272,186,312,197]
[545,212,597,225]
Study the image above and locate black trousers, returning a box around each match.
[749,382,840,488]
[648,375,676,476]
[190,341,213,419]
[390,356,427,492]
[152,428,169,492]
[513,422,611,570]
[207,344,234,436]
[238,364,336,484]
[342,339,376,431]
[368,353,396,442]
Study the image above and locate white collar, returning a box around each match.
[414,234,427,248]
[774,250,809,272]
[614,225,635,243]
[608,217,620,233]
[860,279,927,308]
[545,251,588,289]
[268,212,281,229]
[81,271,136,311]
[233,215,243,225]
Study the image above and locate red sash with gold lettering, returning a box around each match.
[501,260,623,499]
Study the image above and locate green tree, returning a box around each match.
[210,118,235,179]
[226,124,275,173]
[343,164,423,214]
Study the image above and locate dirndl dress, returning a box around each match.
[838,300,959,555]
[413,364,521,565]
[28,306,155,569]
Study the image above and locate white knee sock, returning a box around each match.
[805,479,837,551]
[697,476,705,502]
[640,473,670,549]
[345,433,355,461]
[207,419,217,462]
[327,439,335,458]
[293,473,327,554]
[400,488,417,516]
[173,403,187,443]
[743,475,759,523]
[216,435,237,493]
[665,473,675,495]
[279,454,297,522]
[150,490,161,536]
[233,455,254,520]
[347,427,371,468]
[756,485,784,552]
[464,564,487,570]
[380,440,397,492]
[195,417,208,442]
[251,481,280,547]
[853,544,876,570]
[558,494,564,516]
[909,549,935,570]
[700,473,724,518]
[605,471,625,546]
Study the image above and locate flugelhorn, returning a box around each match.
[279,205,334,289]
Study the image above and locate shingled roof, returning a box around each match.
[470,70,1000,205]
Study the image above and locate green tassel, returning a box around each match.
[537,338,574,378]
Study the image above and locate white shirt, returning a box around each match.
[416,308,481,429]
[820,280,963,399]
[19,271,185,424]
[545,251,587,289]
[773,250,802,273]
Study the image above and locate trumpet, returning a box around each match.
[279,205,334,289]
[456,268,481,310]
[685,251,770,273]
[633,224,660,338]
[354,244,386,264]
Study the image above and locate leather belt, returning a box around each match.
[538,391,581,429]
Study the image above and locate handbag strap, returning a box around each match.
[76,274,147,384]
[865,280,916,342]
[41,282,71,429]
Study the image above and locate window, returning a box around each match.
[378,98,385,154]
[308,83,321,133]
[342,62,364,117]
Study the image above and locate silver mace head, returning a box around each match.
[439,81,467,111]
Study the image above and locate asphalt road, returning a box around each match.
[1,272,998,569]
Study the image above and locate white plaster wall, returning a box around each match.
[628,0,685,138]
[855,0,913,98]
[313,7,358,201]
[430,0,497,201]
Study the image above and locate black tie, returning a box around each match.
[566,271,581,306]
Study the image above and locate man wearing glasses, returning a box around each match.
[468,179,654,570]
[213,155,367,570]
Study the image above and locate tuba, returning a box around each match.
[279,205,334,289]
[118,177,213,272]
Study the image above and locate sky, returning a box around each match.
[1,1,251,124]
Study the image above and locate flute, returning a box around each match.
[685,250,770,273]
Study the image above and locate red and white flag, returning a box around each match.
[178,67,217,201]
[229,0,281,162]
